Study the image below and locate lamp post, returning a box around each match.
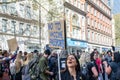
[39,4,41,52]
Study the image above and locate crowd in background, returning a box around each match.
[0,47,120,80]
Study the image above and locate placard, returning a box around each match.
[7,38,18,51]
[48,20,65,49]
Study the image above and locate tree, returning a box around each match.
[114,14,120,46]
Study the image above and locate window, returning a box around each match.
[2,1,7,13]
[73,28,76,36]
[81,3,84,11]
[87,4,89,12]
[72,14,79,27]
[92,20,94,26]
[88,17,90,25]
[82,16,85,26]
[76,29,79,38]
[10,6,16,15]
[19,4,24,17]
[88,30,90,40]
[77,1,81,9]
[2,19,7,32]
[65,9,69,19]
[25,24,30,36]
[32,26,38,35]
[19,23,24,34]
[11,21,16,33]
[26,6,31,19]
[94,10,96,16]
[92,32,94,41]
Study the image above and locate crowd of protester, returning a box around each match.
[0,47,120,80]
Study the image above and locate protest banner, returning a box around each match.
[48,20,65,49]
[7,38,18,51]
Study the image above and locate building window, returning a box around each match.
[26,6,31,19]
[25,24,30,36]
[10,6,16,15]
[77,1,81,9]
[87,4,89,12]
[81,3,84,11]
[88,30,90,40]
[11,21,16,33]
[32,26,38,35]
[94,10,96,16]
[72,14,79,27]
[2,19,7,32]
[88,17,90,25]
[92,32,94,41]
[73,28,76,36]
[19,23,24,35]
[82,16,85,26]
[19,4,24,17]
[2,4,7,13]
[92,20,94,26]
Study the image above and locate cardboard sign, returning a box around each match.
[48,20,65,49]
[7,38,18,51]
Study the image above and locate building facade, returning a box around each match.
[0,0,41,52]
[86,0,113,52]
[64,0,87,53]
[0,0,114,53]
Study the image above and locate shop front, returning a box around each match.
[67,38,87,54]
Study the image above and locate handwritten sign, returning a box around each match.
[7,38,18,51]
[48,20,65,49]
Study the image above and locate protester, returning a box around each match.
[22,53,33,80]
[48,52,58,80]
[108,52,120,80]
[38,49,53,80]
[13,53,23,80]
[89,52,99,80]
[60,54,82,80]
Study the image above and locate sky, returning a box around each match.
[112,0,120,14]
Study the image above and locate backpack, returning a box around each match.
[29,57,41,80]
[81,64,90,80]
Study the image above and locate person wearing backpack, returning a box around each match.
[28,50,41,80]
[109,52,120,80]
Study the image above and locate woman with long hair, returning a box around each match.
[14,53,23,80]
[60,54,82,80]
[22,53,33,80]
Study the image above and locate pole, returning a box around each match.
[63,2,67,51]
[58,52,61,80]
[39,4,41,52]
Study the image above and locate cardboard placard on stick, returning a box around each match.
[7,38,18,51]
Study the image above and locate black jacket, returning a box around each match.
[60,70,82,80]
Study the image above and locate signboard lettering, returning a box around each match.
[48,20,65,48]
